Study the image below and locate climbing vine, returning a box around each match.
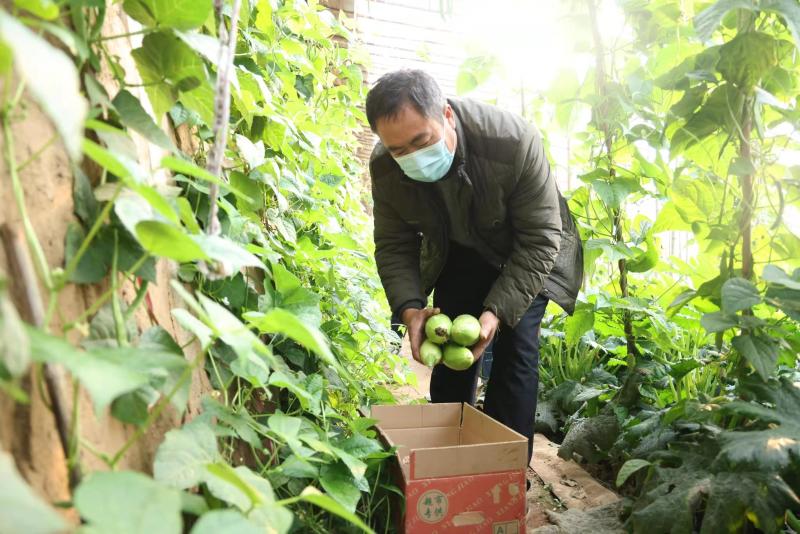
[0,0,406,532]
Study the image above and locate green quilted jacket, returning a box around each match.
[369,98,583,328]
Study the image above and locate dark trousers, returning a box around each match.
[429,243,547,463]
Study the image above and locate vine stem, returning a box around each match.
[92,28,152,42]
[111,231,128,347]
[16,134,56,172]
[2,90,53,291]
[62,181,124,284]
[108,351,204,468]
[205,0,243,238]
[61,253,150,333]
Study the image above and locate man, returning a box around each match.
[366,69,583,462]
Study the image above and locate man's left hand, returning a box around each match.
[471,310,500,360]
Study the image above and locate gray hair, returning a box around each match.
[365,69,445,132]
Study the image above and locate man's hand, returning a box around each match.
[471,310,500,360]
[402,307,441,364]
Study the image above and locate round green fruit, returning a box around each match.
[443,343,475,371]
[424,314,451,344]
[450,314,481,347]
[420,340,443,368]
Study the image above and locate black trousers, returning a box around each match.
[429,243,547,463]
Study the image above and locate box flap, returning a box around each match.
[411,441,527,478]
[372,403,527,480]
[370,403,462,429]
[460,403,527,445]
[383,426,461,478]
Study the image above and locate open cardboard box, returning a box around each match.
[370,403,527,534]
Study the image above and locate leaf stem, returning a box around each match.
[62,181,123,284]
[61,253,149,333]
[108,354,201,468]
[122,279,150,322]
[92,28,153,42]
[2,89,53,290]
[111,231,128,347]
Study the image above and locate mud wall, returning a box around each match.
[0,4,211,512]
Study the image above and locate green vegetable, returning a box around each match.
[443,344,474,371]
[450,314,481,347]
[419,340,442,368]
[424,313,451,344]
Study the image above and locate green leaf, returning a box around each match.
[701,311,739,333]
[132,32,207,121]
[721,278,761,313]
[192,234,264,272]
[154,420,220,489]
[248,503,293,534]
[197,294,262,363]
[171,308,213,349]
[700,471,799,534]
[558,415,619,463]
[112,89,177,152]
[190,510,262,534]
[695,0,800,49]
[74,471,182,534]
[320,462,362,513]
[732,334,778,380]
[762,265,800,289]
[0,9,87,159]
[246,308,335,367]
[670,84,736,156]
[565,303,594,345]
[455,55,497,96]
[717,32,777,90]
[1,289,31,377]
[270,262,322,327]
[235,134,266,169]
[100,346,190,413]
[28,327,150,414]
[616,459,651,487]
[65,222,109,283]
[627,237,659,273]
[123,0,213,30]
[720,377,800,472]
[176,31,221,64]
[82,138,145,182]
[728,156,757,177]
[0,451,67,534]
[135,220,208,262]
[293,486,375,534]
[204,463,274,511]
[161,155,252,201]
[591,177,642,209]
[669,360,701,382]
[13,0,58,19]
[335,432,384,458]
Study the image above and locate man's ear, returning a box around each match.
[444,104,455,129]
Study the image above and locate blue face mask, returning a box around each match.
[393,136,455,183]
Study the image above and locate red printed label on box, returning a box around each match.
[404,470,526,534]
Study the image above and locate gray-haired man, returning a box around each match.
[365,69,583,462]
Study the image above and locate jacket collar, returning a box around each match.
[449,98,468,172]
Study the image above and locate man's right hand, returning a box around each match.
[402,306,441,364]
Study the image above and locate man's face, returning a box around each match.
[375,103,457,158]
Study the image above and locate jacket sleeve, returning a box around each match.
[483,124,562,328]
[372,184,427,318]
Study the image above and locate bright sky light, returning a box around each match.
[450,0,627,104]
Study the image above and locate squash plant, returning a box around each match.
[529,1,800,530]
[0,0,407,532]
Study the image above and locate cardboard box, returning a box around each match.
[370,403,527,534]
